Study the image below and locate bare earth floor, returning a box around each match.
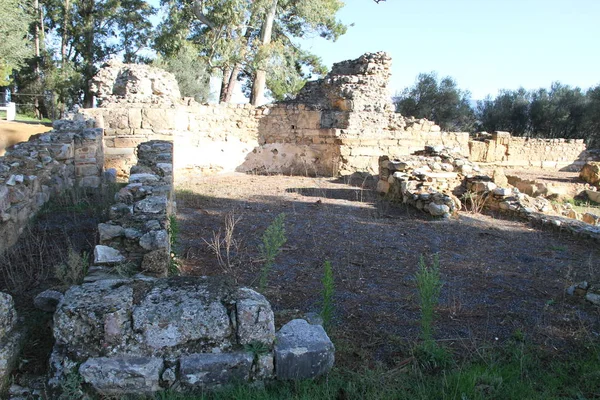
[176,173,600,366]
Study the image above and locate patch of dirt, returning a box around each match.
[176,173,600,366]
[0,120,52,156]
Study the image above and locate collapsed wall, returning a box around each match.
[243,52,469,175]
[0,118,103,254]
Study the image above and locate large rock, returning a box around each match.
[34,290,64,312]
[79,357,163,395]
[132,278,232,350]
[274,319,335,380]
[580,162,600,185]
[0,292,22,394]
[178,352,254,390]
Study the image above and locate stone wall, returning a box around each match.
[90,141,175,278]
[82,54,594,181]
[469,131,592,171]
[0,118,103,254]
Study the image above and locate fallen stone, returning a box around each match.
[34,290,64,312]
[94,245,126,265]
[274,319,335,380]
[579,162,600,185]
[79,356,163,396]
[427,203,450,217]
[178,352,254,390]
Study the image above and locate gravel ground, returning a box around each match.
[176,173,600,365]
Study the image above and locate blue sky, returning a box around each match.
[299,0,600,99]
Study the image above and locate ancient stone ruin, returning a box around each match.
[1,51,600,397]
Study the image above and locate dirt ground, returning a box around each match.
[176,173,600,366]
[0,120,52,156]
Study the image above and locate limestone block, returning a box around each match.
[274,319,335,380]
[79,357,163,396]
[53,280,134,356]
[132,278,232,349]
[0,328,23,394]
[139,230,169,251]
[582,212,600,226]
[235,288,275,346]
[98,223,125,242]
[135,196,168,214]
[178,352,254,390]
[94,245,126,265]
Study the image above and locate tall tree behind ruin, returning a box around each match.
[0,0,34,86]
[43,0,155,107]
[155,0,346,104]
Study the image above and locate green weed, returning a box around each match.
[54,248,89,286]
[320,260,335,330]
[258,213,287,291]
[168,214,181,276]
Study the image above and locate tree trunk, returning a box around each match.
[223,25,254,103]
[219,67,231,103]
[250,0,277,106]
[33,0,41,119]
[82,0,95,108]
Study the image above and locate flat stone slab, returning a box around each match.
[274,319,335,380]
[179,352,253,389]
[79,356,163,395]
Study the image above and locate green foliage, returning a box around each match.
[416,254,442,343]
[145,340,600,399]
[168,214,181,276]
[54,248,89,286]
[258,213,287,291]
[320,260,335,329]
[244,340,270,359]
[57,369,85,400]
[394,72,476,131]
[153,43,211,103]
[0,0,33,84]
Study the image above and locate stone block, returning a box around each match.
[94,245,126,265]
[178,352,254,389]
[274,319,335,380]
[0,292,16,340]
[235,288,275,346]
[79,357,163,396]
[34,290,64,312]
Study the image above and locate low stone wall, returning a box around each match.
[91,141,175,278]
[377,147,479,217]
[0,118,103,255]
[470,132,592,171]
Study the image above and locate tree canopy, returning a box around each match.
[0,0,34,86]
[393,72,476,132]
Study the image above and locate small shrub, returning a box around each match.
[54,248,89,286]
[204,211,242,274]
[462,191,488,214]
[320,260,335,329]
[414,254,451,370]
[112,261,137,278]
[57,369,85,400]
[258,213,287,291]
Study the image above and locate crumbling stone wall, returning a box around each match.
[470,131,592,171]
[92,141,175,278]
[244,52,469,176]
[0,118,103,254]
[83,54,593,181]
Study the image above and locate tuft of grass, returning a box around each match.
[320,260,335,330]
[54,248,89,286]
[204,211,242,275]
[258,213,287,291]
